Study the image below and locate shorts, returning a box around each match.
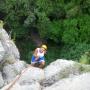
[31,56,45,64]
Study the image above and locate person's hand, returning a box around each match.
[35,57,39,60]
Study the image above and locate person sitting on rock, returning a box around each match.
[31,44,47,68]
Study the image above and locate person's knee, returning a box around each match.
[31,63,35,66]
[41,61,45,65]
[31,61,45,68]
[39,61,45,68]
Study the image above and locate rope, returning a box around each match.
[5,65,31,90]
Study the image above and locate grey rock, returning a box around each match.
[0,41,5,62]
[0,72,4,88]
[0,28,20,60]
[13,61,27,74]
[1,81,41,90]
[2,64,17,83]
[42,59,82,86]
[0,28,9,41]
[1,60,90,90]
[3,54,16,65]
[1,40,20,60]
[44,73,90,90]
[18,66,45,84]
[2,61,27,84]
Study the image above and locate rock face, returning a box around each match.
[1,59,90,90]
[0,27,90,90]
[0,27,24,88]
[44,73,90,90]
[42,59,81,86]
[0,41,5,62]
[1,81,41,90]
[18,67,45,84]
[2,61,27,84]
[0,28,20,60]
[0,72,4,88]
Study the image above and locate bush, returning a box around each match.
[79,51,90,64]
[60,43,90,61]
[77,15,90,43]
[62,15,90,44]
[62,18,78,44]
[47,20,63,43]
[16,39,35,63]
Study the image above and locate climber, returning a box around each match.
[31,44,47,69]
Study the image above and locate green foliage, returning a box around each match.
[47,20,63,43]
[79,52,90,64]
[80,0,90,14]
[37,19,63,43]
[36,0,53,14]
[0,0,90,64]
[62,18,78,44]
[62,15,90,44]
[0,0,37,38]
[31,43,90,65]
[60,43,90,61]
[16,39,35,63]
[24,12,36,27]
[45,47,61,65]
[0,20,4,28]
[36,12,50,38]
[66,6,80,18]
[0,0,90,43]
[77,15,90,43]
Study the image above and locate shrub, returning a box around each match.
[62,18,78,44]
[60,43,90,61]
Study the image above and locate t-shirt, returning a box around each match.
[37,48,44,58]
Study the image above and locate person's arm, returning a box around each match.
[33,48,39,60]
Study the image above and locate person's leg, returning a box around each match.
[38,57,45,69]
[31,56,41,67]
[31,56,45,68]
[31,56,37,66]
[38,61,45,69]
[31,61,45,68]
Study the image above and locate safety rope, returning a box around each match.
[5,65,31,90]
